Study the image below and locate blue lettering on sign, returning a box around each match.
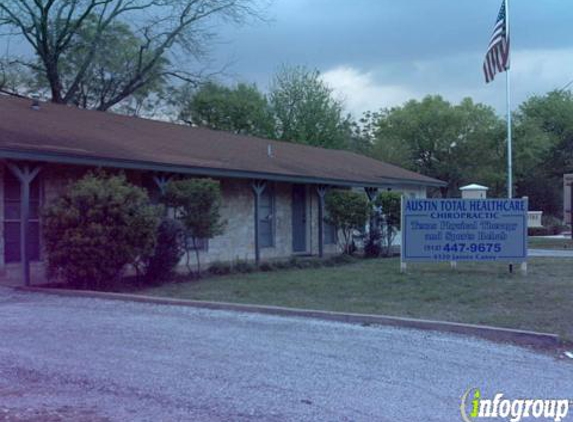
[402,199,528,262]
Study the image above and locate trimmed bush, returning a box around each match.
[143,218,185,283]
[42,172,161,290]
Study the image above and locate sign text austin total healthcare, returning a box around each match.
[402,199,528,262]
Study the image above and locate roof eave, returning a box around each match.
[0,148,447,188]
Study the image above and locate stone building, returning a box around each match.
[0,95,444,286]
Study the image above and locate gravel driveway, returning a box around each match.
[0,287,572,421]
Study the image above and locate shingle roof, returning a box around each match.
[0,95,444,188]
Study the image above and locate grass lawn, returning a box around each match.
[140,257,573,340]
[529,236,573,250]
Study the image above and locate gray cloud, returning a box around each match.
[210,0,573,115]
[1,0,571,116]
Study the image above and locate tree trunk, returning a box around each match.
[193,237,201,278]
[185,242,193,275]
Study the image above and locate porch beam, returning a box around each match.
[6,162,42,287]
[364,187,378,202]
[316,185,328,258]
[152,173,172,196]
[251,180,267,266]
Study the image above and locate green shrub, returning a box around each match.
[259,262,275,272]
[162,178,226,276]
[542,215,568,235]
[364,229,383,258]
[373,192,402,256]
[295,259,312,269]
[325,190,370,255]
[328,254,357,266]
[529,215,568,236]
[209,261,232,275]
[307,259,323,268]
[272,260,291,270]
[233,259,256,273]
[42,172,161,290]
[288,257,301,268]
[143,218,185,283]
[528,227,550,236]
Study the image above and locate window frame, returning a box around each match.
[323,205,337,245]
[258,184,275,249]
[185,235,209,252]
[3,170,42,264]
[323,219,337,245]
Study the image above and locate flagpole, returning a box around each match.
[505,0,512,199]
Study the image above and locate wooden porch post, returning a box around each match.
[6,162,42,287]
[251,180,266,266]
[316,185,328,258]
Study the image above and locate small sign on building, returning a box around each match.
[459,184,489,199]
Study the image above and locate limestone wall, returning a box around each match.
[0,162,427,284]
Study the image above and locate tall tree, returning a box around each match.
[32,16,170,112]
[269,65,352,149]
[176,81,274,137]
[0,60,32,95]
[370,96,504,197]
[0,0,263,110]
[513,90,573,215]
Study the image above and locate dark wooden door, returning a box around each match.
[292,185,307,253]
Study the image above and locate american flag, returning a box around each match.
[483,1,510,83]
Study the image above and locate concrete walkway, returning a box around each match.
[528,248,573,257]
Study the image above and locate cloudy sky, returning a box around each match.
[209,0,573,117]
[1,0,571,118]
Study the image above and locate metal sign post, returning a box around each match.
[400,195,407,273]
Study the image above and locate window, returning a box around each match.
[258,186,274,248]
[4,170,41,263]
[324,214,337,245]
[185,235,208,251]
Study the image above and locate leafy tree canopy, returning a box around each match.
[512,90,573,214]
[42,172,161,289]
[0,0,263,111]
[177,81,274,137]
[369,95,505,197]
[269,65,353,149]
[325,190,370,255]
[162,178,226,275]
